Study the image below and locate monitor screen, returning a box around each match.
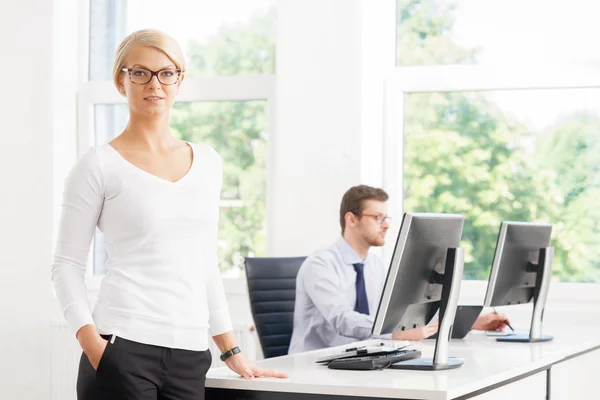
[372,213,464,335]
[484,222,552,307]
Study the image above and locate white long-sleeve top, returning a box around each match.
[51,142,233,351]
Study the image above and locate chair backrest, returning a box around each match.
[244,256,307,359]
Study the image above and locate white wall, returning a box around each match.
[272,0,395,256]
[0,1,54,398]
[224,0,397,365]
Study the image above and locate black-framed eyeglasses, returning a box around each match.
[121,67,182,85]
[353,212,392,225]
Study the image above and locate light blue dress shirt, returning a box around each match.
[288,237,390,354]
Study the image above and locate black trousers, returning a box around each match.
[77,335,212,400]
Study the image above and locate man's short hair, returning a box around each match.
[339,185,389,234]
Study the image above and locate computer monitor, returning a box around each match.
[484,221,554,343]
[372,212,465,371]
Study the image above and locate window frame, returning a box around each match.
[71,1,279,294]
[383,63,600,300]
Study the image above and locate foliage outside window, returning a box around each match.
[398,0,600,282]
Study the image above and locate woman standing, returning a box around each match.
[51,29,286,400]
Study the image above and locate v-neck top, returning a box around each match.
[105,142,195,184]
[51,142,233,351]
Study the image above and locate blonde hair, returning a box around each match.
[113,29,186,95]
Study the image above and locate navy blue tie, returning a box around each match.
[353,263,369,315]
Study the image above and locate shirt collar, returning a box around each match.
[336,236,370,266]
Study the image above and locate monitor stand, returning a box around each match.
[497,247,554,343]
[390,248,465,370]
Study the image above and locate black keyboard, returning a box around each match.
[327,349,422,370]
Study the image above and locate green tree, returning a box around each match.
[536,113,600,281]
[187,8,276,76]
[397,0,572,279]
[170,9,276,272]
[404,93,561,279]
[397,0,476,66]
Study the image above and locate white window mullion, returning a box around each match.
[79,75,275,104]
[265,90,277,256]
[179,75,276,102]
[381,82,404,265]
[389,64,600,93]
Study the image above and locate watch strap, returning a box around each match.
[220,346,241,362]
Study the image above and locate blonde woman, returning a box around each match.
[51,29,287,399]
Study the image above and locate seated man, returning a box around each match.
[288,185,509,354]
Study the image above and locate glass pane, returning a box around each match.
[403,88,600,282]
[396,0,600,66]
[172,101,268,274]
[92,100,267,275]
[89,0,275,80]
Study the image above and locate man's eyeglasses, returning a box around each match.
[354,212,392,225]
[121,67,182,85]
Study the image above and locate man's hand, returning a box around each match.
[472,311,511,331]
[392,319,438,341]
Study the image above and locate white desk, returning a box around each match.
[206,327,600,400]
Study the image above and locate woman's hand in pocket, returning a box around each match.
[88,338,109,370]
[76,324,109,370]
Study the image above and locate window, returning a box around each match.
[403,88,600,281]
[89,0,275,80]
[81,1,276,277]
[388,0,600,283]
[396,0,600,66]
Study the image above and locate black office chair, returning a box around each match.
[244,256,307,359]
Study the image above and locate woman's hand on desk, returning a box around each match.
[225,352,289,380]
[391,319,438,341]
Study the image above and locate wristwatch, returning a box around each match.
[220,346,241,362]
